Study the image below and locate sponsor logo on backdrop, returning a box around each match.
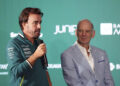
[0,63,120,75]
[54,23,120,35]
[54,25,77,35]
[10,32,43,38]
[100,23,120,35]
[110,62,120,71]
[0,64,8,75]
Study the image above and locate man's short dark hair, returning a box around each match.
[19,7,43,30]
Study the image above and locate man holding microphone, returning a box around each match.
[6,7,52,86]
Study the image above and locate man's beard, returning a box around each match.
[33,36,39,39]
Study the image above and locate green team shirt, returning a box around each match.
[6,32,49,86]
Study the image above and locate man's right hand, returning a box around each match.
[27,43,46,67]
[33,43,46,59]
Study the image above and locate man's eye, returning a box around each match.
[86,31,90,32]
[78,30,82,32]
[34,22,38,24]
[86,30,92,33]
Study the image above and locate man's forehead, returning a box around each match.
[78,24,92,30]
[28,14,41,20]
[78,23,93,30]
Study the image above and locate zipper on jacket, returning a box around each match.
[20,76,24,86]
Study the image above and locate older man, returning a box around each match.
[61,19,114,86]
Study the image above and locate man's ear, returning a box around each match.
[92,30,95,38]
[75,29,77,36]
[22,22,27,30]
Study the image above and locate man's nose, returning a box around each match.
[82,31,86,35]
[37,24,41,29]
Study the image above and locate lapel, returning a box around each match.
[90,46,99,74]
[72,44,95,75]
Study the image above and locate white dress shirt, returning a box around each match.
[76,42,95,72]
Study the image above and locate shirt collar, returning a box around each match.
[75,41,91,53]
[18,32,24,38]
[18,31,38,45]
[18,31,25,38]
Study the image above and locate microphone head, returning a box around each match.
[37,39,44,44]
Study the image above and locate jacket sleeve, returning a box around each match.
[6,40,32,78]
[61,52,85,86]
[104,52,115,86]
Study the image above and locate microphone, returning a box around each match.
[37,40,48,67]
